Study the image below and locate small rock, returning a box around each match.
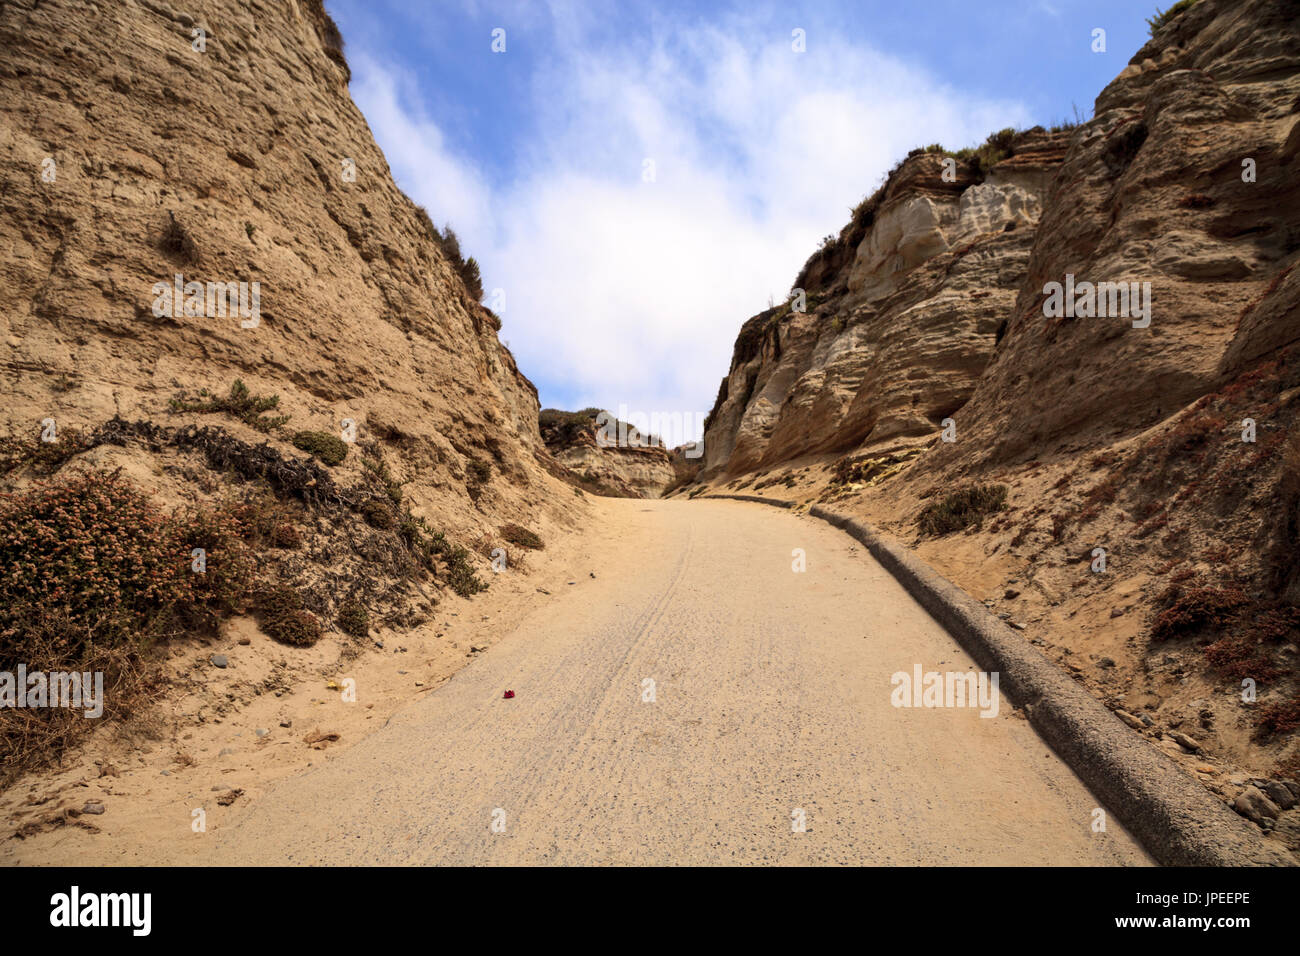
[1098,657,1116,669]
[375,641,384,649]
[1283,779,1300,801]
[159,770,171,776]
[238,637,251,646]
[1110,607,1124,618]
[1114,709,1144,730]
[82,801,105,815]
[1261,780,1298,811]
[211,785,230,791]
[1233,786,1281,824]
[211,654,228,668]
[1139,713,1154,727]
[218,748,234,756]
[279,719,292,728]
[216,788,244,807]
[254,728,269,738]
[1003,588,1020,599]
[1010,622,1026,631]
[1169,731,1201,753]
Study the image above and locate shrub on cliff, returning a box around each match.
[0,469,255,663]
[169,379,290,433]
[435,225,486,303]
[917,484,1008,536]
[1147,0,1198,36]
[500,523,544,550]
[336,600,370,639]
[292,430,348,466]
[255,586,324,647]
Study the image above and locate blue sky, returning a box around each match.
[327,0,1159,441]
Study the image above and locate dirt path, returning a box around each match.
[182,498,1149,865]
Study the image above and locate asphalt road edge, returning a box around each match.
[703,492,1294,867]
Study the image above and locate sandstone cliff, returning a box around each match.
[540,408,679,498]
[702,128,1070,476]
[0,0,566,533]
[692,0,1300,831]
[0,0,579,781]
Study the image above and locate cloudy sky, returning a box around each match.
[327,0,1156,440]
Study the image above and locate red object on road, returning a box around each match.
[503,690,515,699]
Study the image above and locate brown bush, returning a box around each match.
[1150,584,1248,641]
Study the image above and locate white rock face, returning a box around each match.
[951,182,1042,243]
[847,196,952,301]
[846,183,1043,304]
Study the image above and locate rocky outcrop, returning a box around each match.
[702,128,1070,477]
[0,0,560,532]
[934,0,1300,471]
[704,0,1300,483]
[540,408,677,498]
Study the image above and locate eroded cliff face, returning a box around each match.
[934,0,1300,473]
[693,0,1300,817]
[702,129,1069,477]
[539,409,678,498]
[0,0,560,533]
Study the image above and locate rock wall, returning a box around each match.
[0,0,560,532]
[540,409,678,498]
[702,129,1069,477]
[703,0,1300,483]
[934,0,1300,472]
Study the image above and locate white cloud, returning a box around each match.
[349,7,1031,441]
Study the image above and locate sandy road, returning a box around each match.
[199,498,1150,865]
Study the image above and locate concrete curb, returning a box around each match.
[704,493,1294,866]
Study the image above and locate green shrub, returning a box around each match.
[256,586,323,647]
[169,379,290,433]
[499,523,544,550]
[917,484,1009,536]
[0,469,255,663]
[434,226,485,302]
[1147,0,1197,36]
[461,256,484,301]
[361,498,395,529]
[336,600,369,639]
[292,430,348,466]
[444,545,486,597]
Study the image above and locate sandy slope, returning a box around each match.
[173,498,1147,865]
